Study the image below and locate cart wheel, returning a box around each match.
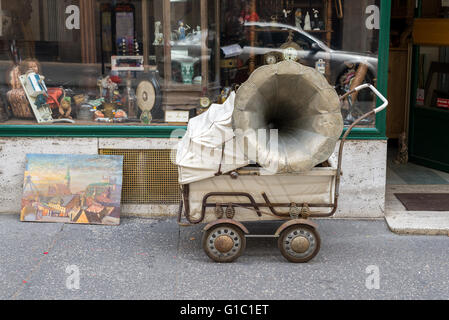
[278,224,321,263]
[202,223,246,263]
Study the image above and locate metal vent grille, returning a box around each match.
[99,149,180,204]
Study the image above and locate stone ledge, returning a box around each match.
[385,184,449,236]
[385,211,449,236]
[121,204,179,218]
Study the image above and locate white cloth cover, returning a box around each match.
[176,92,249,184]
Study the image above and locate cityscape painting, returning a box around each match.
[20,154,123,225]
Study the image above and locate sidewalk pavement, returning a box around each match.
[385,155,449,235]
[1,214,448,300]
[385,185,449,236]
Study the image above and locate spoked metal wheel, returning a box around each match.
[278,224,321,263]
[202,223,246,263]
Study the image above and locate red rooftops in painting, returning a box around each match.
[21,154,123,225]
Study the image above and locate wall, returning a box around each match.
[333,139,387,218]
[0,137,387,219]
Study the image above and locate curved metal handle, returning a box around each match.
[353,83,388,114]
[335,84,389,208]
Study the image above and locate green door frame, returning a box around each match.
[0,0,391,140]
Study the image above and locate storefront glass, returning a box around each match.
[416,45,449,110]
[0,0,381,127]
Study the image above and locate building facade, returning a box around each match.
[0,0,390,218]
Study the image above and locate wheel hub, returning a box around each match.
[214,235,234,253]
[283,227,316,259]
[205,227,242,260]
[290,236,310,253]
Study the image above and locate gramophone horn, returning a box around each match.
[233,61,343,173]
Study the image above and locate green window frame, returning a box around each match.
[0,0,390,140]
[346,0,390,140]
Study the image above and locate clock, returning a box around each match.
[282,47,299,61]
[199,96,211,108]
[280,30,302,62]
[264,51,280,65]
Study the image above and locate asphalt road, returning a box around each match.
[0,214,448,300]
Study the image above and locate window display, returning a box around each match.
[0,0,381,128]
[221,0,380,126]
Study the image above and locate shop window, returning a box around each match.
[416,46,449,110]
[0,0,382,129]
[221,0,380,127]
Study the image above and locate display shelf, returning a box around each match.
[0,119,174,126]
[155,0,220,112]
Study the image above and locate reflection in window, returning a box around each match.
[0,0,380,128]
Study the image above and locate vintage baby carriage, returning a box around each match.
[176,61,388,263]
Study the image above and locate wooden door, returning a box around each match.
[387,49,408,138]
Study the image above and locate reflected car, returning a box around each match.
[237,22,378,123]
[240,21,378,89]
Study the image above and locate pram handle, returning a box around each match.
[339,83,388,115]
[352,83,388,114]
[325,84,389,218]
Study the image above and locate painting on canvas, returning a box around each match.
[20,154,123,225]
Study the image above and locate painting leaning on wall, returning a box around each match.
[20,154,123,225]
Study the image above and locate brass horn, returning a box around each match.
[233,61,343,173]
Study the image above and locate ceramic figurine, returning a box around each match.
[101,76,118,102]
[114,109,127,120]
[134,38,140,55]
[153,21,163,45]
[178,22,185,40]
[178,21,190,40]
[94,110,105,121]
[59,97,72,119]
[304,11,311,31]
[312,9,320,30]
[295,8,303,30]
[193,26,201,41]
